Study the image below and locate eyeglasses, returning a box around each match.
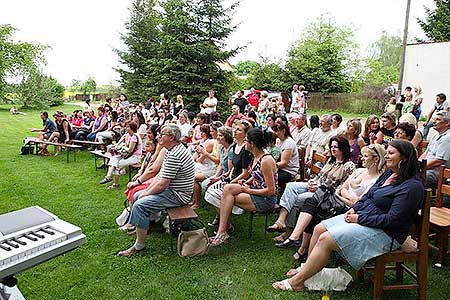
[367,144,380,158]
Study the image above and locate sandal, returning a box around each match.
[100,177,112,184]
[207,217,220,227]
[208,233,230,246]
[292,250,307,262]
[275,238,300,248]
[266,221,286,233]
[107,184,120,189]
[272,278,304,291]
[272,279,293,291]
[272,232,288,243]
[117,246,145,257]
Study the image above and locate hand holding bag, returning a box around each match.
[314,185,346,219]
[120,134,138,159]
[176,220,209,257]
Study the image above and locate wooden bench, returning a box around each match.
[24,137,82,163]
[429,166,450,265]
[167,205,198,250]
[90,150,141,181]
[72,139,105,150]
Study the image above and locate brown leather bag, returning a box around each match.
[177,227,209,257]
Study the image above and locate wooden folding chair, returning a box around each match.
[429,166,450,265]
[310,150,327,177]
[358,189,431,300]
[297,146,307,181]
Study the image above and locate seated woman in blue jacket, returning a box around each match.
[273,139,424,291]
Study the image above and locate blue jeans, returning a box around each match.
[422,122,434,140]
[86,132,97,141]
[279,182,309,212]
[130,189,183,229]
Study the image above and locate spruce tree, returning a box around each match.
[116,0,239,111]
[115,0,161,102]
[417,0,450,42]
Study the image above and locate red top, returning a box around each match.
[247,90,260,107]
[71,117,83,127]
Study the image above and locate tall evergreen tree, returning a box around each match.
[417,0,450,42]
[116,0,239,110]
[115,0,161,102]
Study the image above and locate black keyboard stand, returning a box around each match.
[0,276,24,300]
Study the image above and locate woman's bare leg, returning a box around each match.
[274,230,339,290]
[216,184,242,235]
[288,212,313,240]
[191,173,205,209]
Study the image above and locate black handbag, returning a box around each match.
[314,185,346,219]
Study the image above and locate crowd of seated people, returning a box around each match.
[23,86,450,295]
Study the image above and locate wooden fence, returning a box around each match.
[307,93,386,114]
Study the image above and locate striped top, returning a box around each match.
[158,143,195,204]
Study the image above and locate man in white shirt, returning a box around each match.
[305,114,335,164]
[201,90,218,121]
[423,93,450,140]
[420,111,450,186]
[291,113,311,147]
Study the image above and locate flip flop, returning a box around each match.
[286,266,302,278]
[275,238,300,248]
[272,279,293,291]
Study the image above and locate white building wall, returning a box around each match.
[402,41,450,117]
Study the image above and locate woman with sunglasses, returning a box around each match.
[286,144,385,263]
[273,140,424,292]
[209,127,278,246]
[268,136,355,242]
[204,119,253,226]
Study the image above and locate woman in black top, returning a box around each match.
[204,119,253,224]
[380,112,397,145]
[49,111,72,156]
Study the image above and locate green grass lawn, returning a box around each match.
[0,104,449,300]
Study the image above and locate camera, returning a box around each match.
[303,91,309,99]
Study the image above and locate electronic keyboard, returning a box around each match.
[0,206,86,282]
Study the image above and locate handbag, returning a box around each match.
[176,219,209,257]
[314,185,346,219]
[20,145,34,155]
[120,134,138,159]
[115,199,131,227]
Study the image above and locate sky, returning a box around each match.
[0,0,435,86]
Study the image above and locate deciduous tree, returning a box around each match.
[0,24,46,102]
[285,16,358,93]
